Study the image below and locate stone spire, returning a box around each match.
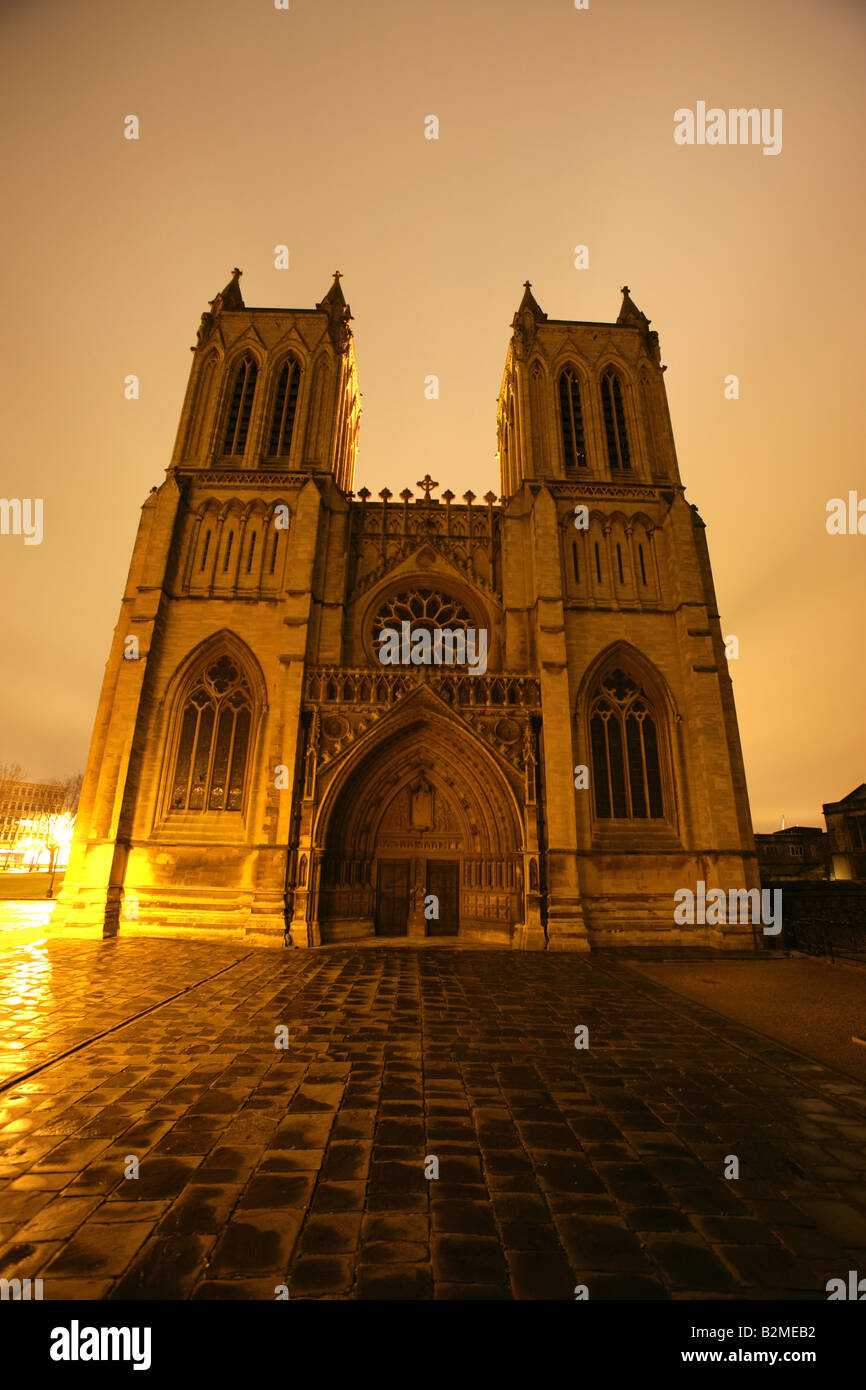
[513,280,547,325]
[511,281,548,361]
[210,267,244,314]
[317,271,353,351]
[616,285,649,329]
[317,270,350,314]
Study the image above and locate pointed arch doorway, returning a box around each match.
[306,699,526,945]
[372,771,463,938]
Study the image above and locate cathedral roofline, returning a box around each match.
[539,318,648,329]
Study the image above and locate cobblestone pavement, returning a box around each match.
[2,937,866,1300]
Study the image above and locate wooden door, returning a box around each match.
[375,860,410,936]
[426,861,459,936]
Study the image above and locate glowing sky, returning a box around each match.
[1,0,863,831]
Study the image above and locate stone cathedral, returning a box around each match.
[55,270,759,951]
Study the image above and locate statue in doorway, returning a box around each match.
[407,877,427,938]
[409,775,434,831]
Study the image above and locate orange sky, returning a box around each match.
[0,0,863,831]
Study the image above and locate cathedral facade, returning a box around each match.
[55,270,759,950]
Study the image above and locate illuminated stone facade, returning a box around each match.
[54,272,758,949]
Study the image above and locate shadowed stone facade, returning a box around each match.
[54,271,758,950]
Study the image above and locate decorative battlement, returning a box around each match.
[303,667,540,709]
[348,477,502,599]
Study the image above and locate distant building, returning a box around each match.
[823,785,866,881]
[0,780,66,868]
[755,825,830,882]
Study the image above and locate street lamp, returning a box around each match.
[45,813,74,898]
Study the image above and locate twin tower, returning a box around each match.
[55,270,759,950]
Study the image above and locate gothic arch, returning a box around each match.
[184,348,222,462]
[528,356,549,475]
[154,631,268,826]
[306,691,525,938]
[576,642,680,829]
[554,359,591,474]
[262,497,292,584]
[596,359,640,476]
[262,350,305,462]
[314,694,523,847]
[214,348,265,461]
[304,351,332,464]
[186,498,222,589]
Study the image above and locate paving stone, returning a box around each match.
[773,1224,843,1259]
[365,1191,429,1213]
[157,1184,241,1236]
[41,1278,114,1299]
[715,1243,815,1289]
[0,1239,66,1277]
[792,1199,866,1247]
[582,1273,668,1299]
[32,1139,114,1171]
[436,1282,513,1299]
[197,1147,261,1181]
[43,1222,154,1277]
[432,1235,508,1283]
[376,1119,424,1146]
[271,1116,334,1149]
[643,1236,739,1292]
[299,1214,362,1255]
[357,1263,433,1299]
[369,1160,424,1193]
[7,1171,76,1191]
[362,1213,429,1243]
[319,1141,372,1182]
[359,1240,428,1265]
[309,1181,367,1213]
[111,1233,215,1299]
[89,1199,172,1224]
[501,1221,562,1251]
[334,1112,376,1140]
[430,1201,498,1236]
[14,1197,101,1242]
[628,1207,693,1233]
[287,1085,345,1114]
[690,1215,780,1246]
[118,1157,201,1201]
[209,1213,302,1275]
[288,1256,355,1294]
[238,1174,316,1210]
[507,1250,577,1299]
[192,1278,284,1299]
[554,1216,651,1272]
[260,1149,325,1173]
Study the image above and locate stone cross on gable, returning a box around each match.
[416,474,438,501]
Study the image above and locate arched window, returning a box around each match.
[559,369,587,470]
[170,655,252,812]
[600,368,631,471]
[589,668,664,819]
[267,357,302,458]
[222,356,258,456]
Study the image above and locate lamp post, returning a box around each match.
[45,813,73,899]
[46,843,59,898]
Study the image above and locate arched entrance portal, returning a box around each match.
[304,701,526,945]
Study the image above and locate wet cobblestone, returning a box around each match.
[1,937,866,1299]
